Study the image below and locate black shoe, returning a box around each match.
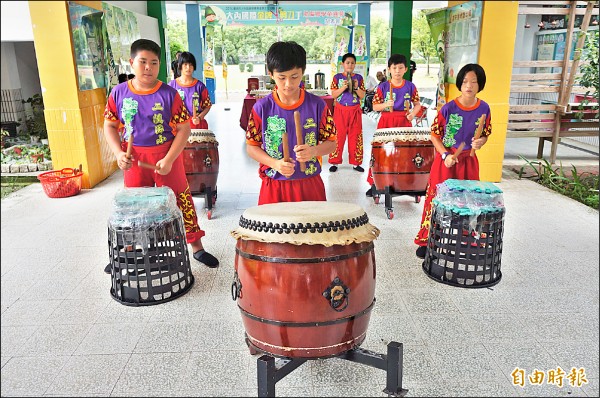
[353,165,364,172]
[104,263,111,274]
[193,250,219,268]
[329,165,338,172]
[365,188,373,197]
[416,246,427,259]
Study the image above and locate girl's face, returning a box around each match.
[388,63,407,81]
[342,57,356,74]
[270,67,303,98]
[460,71,479,99]
[180,62,195,77]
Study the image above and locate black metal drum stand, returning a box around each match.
[253,340,408,397]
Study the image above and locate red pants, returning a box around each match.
[122,141,205,244]
[329,104,363,166]
[257,165,326,205]
[367,111,411,186]
[414,150,480,246]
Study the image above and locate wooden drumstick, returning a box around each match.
[451,141,466,161]
[470,114,486,156]
[138,160,159,171]
[281,132,291,162]
[294,111,306,172]
[126,133,134,159]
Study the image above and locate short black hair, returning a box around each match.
[127,74,135,80]
[342,53,356,62]
[388,54,407,68]
[178,51,197,71]
[118,73,128,83]
[455,63,486,92]
[130,39,160,59]
[266,41,306,74]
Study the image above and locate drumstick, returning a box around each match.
[126,133,133,159]
[294,111,306,172]
[450,141,466,161]
[138,160,159,171]
[281,132,291,162]
[470,114,486,156]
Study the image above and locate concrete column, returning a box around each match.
[186,4,204,81]
[389,1,413,80]
[28,0,115,188]
[147,1,168,83]
[447,1,518,182]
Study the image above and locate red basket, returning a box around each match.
[38,168,83,198]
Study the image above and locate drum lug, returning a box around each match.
[204,154,212,168]
[231,271,243,301]
[322,277,350,312]
[412,152,424,168]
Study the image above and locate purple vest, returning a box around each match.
[378,80,417,112]
[168,79,207,115]
[110,82,178,147]
[439,99,491,151]
[253,92,326,181]
[334,73,363,107]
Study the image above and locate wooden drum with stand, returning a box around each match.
[369,127,435,219]
[182,129,219,219]
[231,201,380,359]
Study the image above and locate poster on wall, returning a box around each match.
[445,1,482,84]
[426,9,447,109]
[330,25,351,79]
[102,3,141,74]
[69,2,107,91]
[199,4,356,27]
[352,25,369,78]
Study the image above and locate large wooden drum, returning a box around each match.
[182,129,219,195]
[231,201,380,359]
[370,127,435,194]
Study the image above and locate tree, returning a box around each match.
[370,17,390,60]
[411,11,437,75]
[166,17,188,59]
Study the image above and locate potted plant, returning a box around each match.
[21,94,48,144]
[29,146,45,163]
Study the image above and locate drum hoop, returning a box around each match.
[189,129,218,144]
[372,128,431,143]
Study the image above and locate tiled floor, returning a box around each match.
[1,95,598,397]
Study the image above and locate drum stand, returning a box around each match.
[251,339,408,397]
[202,185,217,220]
[370,184,424,220]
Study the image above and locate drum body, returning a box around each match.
[182,130,219,195]
[370,128,435,193]
[231,202,380,359]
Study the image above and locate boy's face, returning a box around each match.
[342,57,356,73]
[269,67,304,97]
[130,50,159,85]
[389,63,407,81]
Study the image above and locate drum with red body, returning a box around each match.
[182,129,219,195]
[370,127,435,194]
[231,201,380,359]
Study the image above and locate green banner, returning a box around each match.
[426,9,447,109]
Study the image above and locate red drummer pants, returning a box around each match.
[367,111,411,186]
[414,150,480,247]
[329,104,363,166]
[122,141,205,244]
[257,165,327,205]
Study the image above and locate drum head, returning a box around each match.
[189,129,218,144]
[231,201,380,246]
[372,127,431,143]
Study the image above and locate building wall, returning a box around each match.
[14,42,42,101]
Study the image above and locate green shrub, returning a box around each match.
[246,63,254,73]
[238,63,245,73]
[518,156,599,209]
